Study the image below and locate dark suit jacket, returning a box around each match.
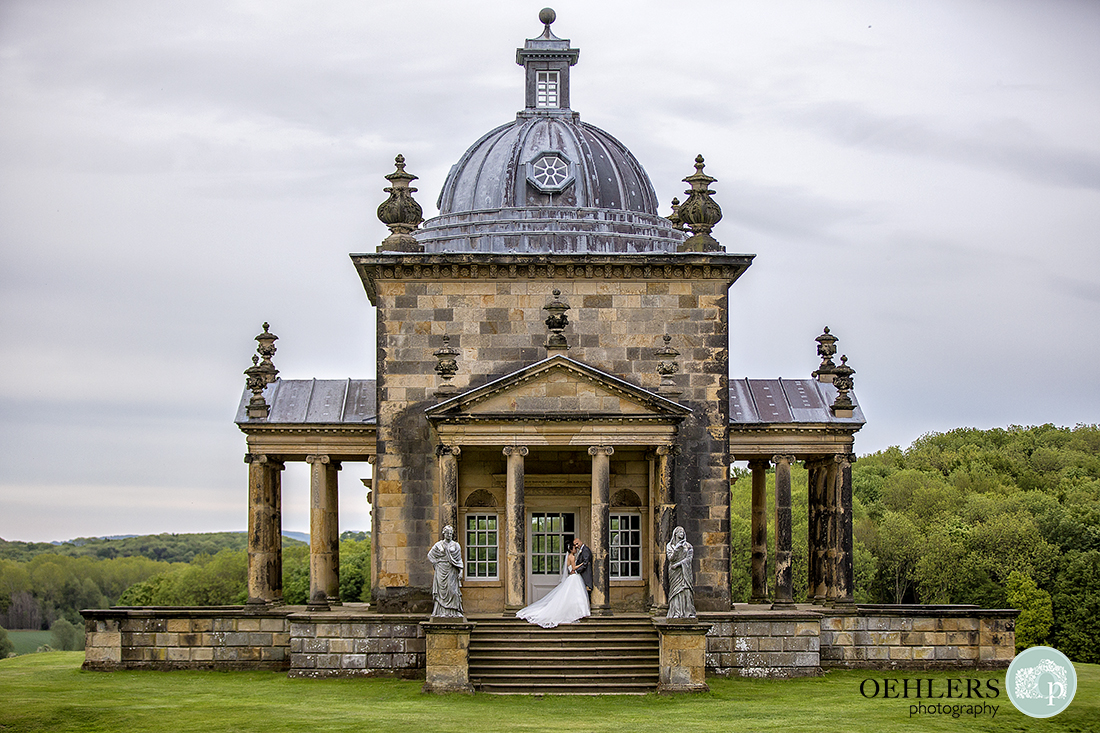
[574,544,593,591]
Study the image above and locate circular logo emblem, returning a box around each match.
[1006,646,1077,718]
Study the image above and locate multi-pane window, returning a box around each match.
[536,71,559,108]
[465,514,498,579]
[530,512,574,575]
[610,513,642,579]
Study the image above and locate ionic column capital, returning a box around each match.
[436,444,462,458]
[502,446,529,458]
[771,454,795,465]
[245,453,284,469]
[747,458,770,470]
[588,445,615,457]
[655,444,680,457]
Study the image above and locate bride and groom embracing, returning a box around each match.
[516,537,592,628]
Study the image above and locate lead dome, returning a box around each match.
[412,12,687,254]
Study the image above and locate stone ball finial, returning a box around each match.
[539,7,556,26]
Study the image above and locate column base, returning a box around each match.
[591,605,613,617]
[770,601,797,610]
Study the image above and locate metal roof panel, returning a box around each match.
[304,380,349,423]
[749,379,793,422]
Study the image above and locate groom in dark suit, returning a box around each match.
[571,538,593,595]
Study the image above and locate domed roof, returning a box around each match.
[412,12,686,254]
[436,115,660,215]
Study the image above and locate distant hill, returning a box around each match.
[0,531,308,564]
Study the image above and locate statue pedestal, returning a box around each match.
[653,619,712,693]
[420,619,476,694]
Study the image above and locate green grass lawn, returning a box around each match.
[1,653,1097,733]
[5,630,52,656]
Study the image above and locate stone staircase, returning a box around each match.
[467,615,660,694]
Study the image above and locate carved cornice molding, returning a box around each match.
[352,253,754,304]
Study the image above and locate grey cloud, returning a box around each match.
[798,101,1100,190]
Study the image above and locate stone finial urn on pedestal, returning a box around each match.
[676,155,723,252]
[377,154,424,252]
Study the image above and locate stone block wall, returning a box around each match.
[819,608,1017,669]
[82,608,291,671]
[356,253,749,612]
[704,612,822,678]
[287,613,425,679]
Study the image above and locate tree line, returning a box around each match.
[731,423,1100,663]
[0,532,367,635]
[0,531,256,563]
[116,534,371,607]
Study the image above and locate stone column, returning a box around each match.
[366,454,378,607]
[503,446,528,612]
[245,453,285,604]
[824,456,840,603]
[437,445,461,535]
[748,459,770,604]
[808,459,829,605]
[589,445,614,616]
[306,454,341,607]
[652,444,678,613]
[771,454,796,609]
[834,453,855,605]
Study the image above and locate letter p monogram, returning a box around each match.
[1047,682,1065,706]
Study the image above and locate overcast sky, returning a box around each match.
[2,0,1097,543]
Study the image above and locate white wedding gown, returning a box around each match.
[516,569,591,628]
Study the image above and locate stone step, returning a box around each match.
[467,616,661,694]
[472,633,657,644]
[474,681,656,695]
[468,660,655,669]
[472,647,656,658]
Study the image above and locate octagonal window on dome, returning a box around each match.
[526,152,575,194]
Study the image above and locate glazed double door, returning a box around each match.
[527,511,575,603]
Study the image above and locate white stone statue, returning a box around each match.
[427,524,465,618]
[666,526,696,619]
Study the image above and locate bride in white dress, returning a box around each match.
[516,548,591,628]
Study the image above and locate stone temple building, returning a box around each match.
[84,11,1015,689]
[236,9,864,617]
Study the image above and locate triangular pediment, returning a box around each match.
[426,356,690,422]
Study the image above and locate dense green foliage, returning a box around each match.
[0,626,13,658]
[732,424,1100,663]
[119,534,371,607]
[0,531,262,563]
[3,652,1099,733]
[49,618,84,651]
[0,553,176,629]
[0,532,308,631]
